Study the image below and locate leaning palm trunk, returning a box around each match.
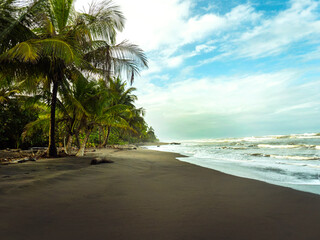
[76,128,92,157]
[101,126,111,147]
[48,80,58,157]
[64,134,73,154]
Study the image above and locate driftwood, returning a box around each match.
[90,157,114,165]
[0,157,36,165]
[106,145,138,150]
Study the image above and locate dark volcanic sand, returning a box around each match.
[0,148,320,240]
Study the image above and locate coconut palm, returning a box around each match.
[96,77,135,146]
[1,0,87,156]
[59,76,130,156]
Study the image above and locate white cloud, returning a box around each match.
[136,70,320,140]
[202,3,216,12]
[75,0,320,62]
[180,4,261,47]
[97,0,261,53]
[222,0,320,59]
[74,0,320,140]
[75,0,262,73]
[166,56,184,68]
[197,0,320,66]
[114,0,192,51]
[195,44,216,53]
[300,46,320,61]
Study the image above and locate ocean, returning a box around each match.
[146,133,320,195]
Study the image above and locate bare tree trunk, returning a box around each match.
[48,81,58,157]
[76,129,92,157]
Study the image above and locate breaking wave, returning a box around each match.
[147,132,320,195]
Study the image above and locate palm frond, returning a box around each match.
[112,40,148,68]
[0,38,75,64]
[0,40,40,62]
[0,0,44,53]
[37,38,75,64]
[48,0,74,33]
[82,0,125,44]
[22,112,50,141]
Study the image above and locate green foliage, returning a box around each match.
[0,98,47,149]
[0,0,156,153]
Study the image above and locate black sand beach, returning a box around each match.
[1,148,320,240]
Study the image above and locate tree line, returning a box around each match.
[0,0,158,156]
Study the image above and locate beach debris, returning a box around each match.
[0,156,36,165]
[4,148,21,152]
[170,142,181,145]
[90,157,114,165]
[84,148,97,153]
[30,147,47,153]
[106,145,138,150]
[17,157,36,163]
[0,159,9,165]
[33,150,47,158]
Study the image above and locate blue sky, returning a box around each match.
[75,0,320,141]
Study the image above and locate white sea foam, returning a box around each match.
[258,144,301,149]
[270,155,320,160]
[187,133,320,144]
[147,133,320,195]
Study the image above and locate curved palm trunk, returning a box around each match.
[99,126,102,145]
[48,80,58,157]
[76,128,92,157]
[64,134,73,154]
[101,126,111,147]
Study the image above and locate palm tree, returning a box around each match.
[0,0,148,157]
[60,76,130,156]
[1,0,85,156]
[71,78,106,156]
[97,77,135,146]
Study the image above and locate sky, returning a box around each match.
[75,0,320,141]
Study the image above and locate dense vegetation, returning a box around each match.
[0,0,158,156]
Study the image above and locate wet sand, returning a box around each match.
[1,148,320,240]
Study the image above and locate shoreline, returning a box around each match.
[146,144,320,196]
[1,148,320,239]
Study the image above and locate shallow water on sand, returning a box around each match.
[147,133,320,195]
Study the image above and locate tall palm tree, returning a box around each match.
[97,77,136,146]
[1,0,86,156]
[0,0,148,156]
[59,76,130,156]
